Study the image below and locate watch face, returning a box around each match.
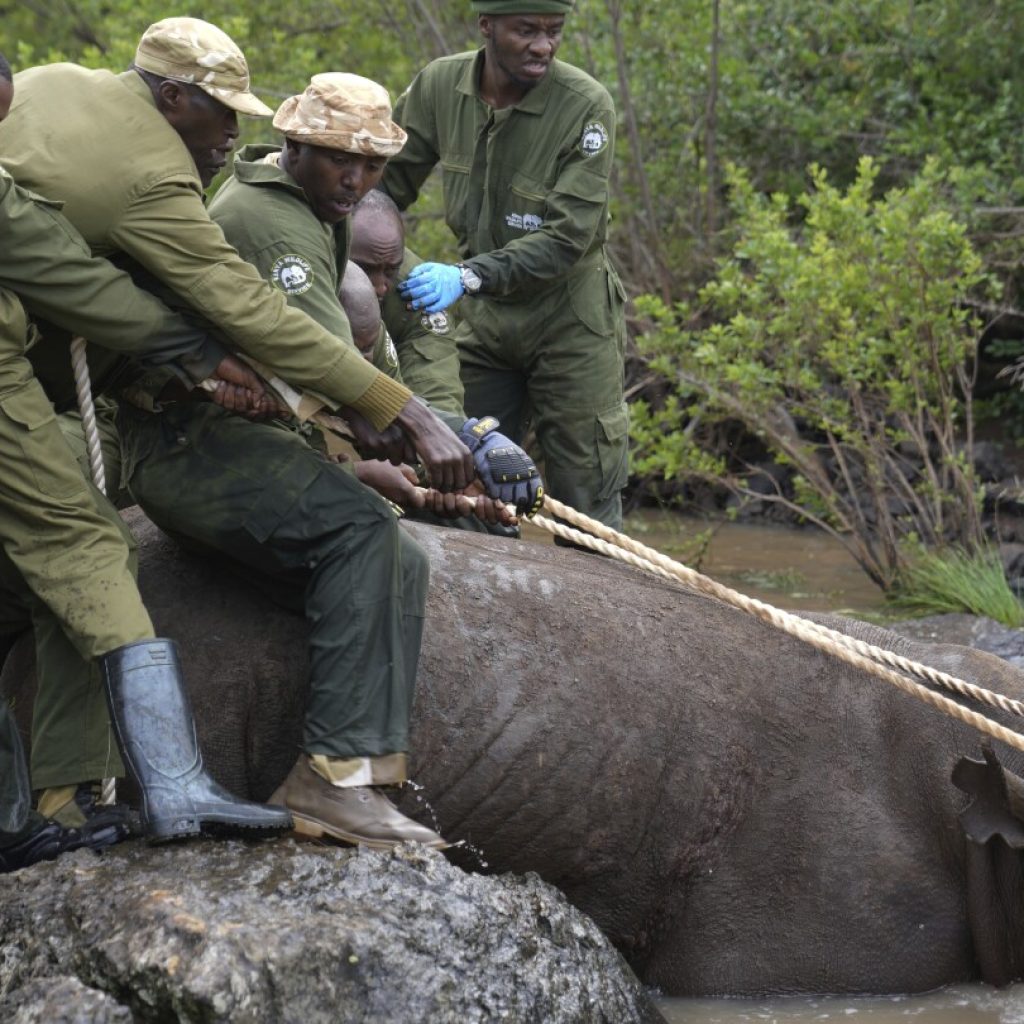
[460,265,483,293]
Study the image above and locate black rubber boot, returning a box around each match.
[0,814,84,873]
[101,638,293,843]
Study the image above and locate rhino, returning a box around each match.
[6,511,1024,997]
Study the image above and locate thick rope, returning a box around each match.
[190,362,1024,746]
[525,504,1024,754]
[70,337,107,497]
[537,496,1024,721]
[69,337,116,808]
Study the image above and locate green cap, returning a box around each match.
[472,0,574,13]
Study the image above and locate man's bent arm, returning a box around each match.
[112,178,412,429]
[0,173,223,382]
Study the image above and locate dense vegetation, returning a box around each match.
[5,0,1024,589]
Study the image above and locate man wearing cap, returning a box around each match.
[197,73,536,840]
[0,50,292,862]
[0,17,468,485]
[384,0,630,533]
[0,20,480,848]
[350,190,466,421]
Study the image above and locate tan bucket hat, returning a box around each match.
[134,16,273,117]
[273,73,407,158]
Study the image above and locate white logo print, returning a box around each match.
[270,254,314,295]
[421,311,451,335]
[579,121,609,157]
[506,212,544,232]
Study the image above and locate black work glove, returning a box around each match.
[458,416,544,516]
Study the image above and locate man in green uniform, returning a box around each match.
[384,0,630,531]
[350,190,466,420]
[0,20,482,849]
[201,72,537,844]
[209,73,539,508]
[0,53,291,865]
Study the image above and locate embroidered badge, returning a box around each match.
[270,254,314,295]
[420,311,452,336]
[384,330,400,369]
[579,121,609,157]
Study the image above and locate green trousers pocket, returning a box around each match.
[596,401,630,502]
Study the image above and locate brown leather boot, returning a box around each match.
[270,756,450,850]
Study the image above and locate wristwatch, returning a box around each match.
[457,263,483,295]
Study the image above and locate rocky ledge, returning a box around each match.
[890,613,1024,669]
[0,839,665,1024]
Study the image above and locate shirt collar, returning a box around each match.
[231,143,307,198]
[119,69,158,108]
[456,48,555,116]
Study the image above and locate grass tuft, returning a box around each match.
[889,546,1024,628]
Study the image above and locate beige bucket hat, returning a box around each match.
[273,73,407,157]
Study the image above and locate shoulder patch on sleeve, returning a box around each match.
[384,330,400,369]
[420,311,452,336]
[579,121,609,158]
[270,254,315,295]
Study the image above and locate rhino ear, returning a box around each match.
[953,746,1024,849]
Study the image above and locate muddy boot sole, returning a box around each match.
[290,811,451,851]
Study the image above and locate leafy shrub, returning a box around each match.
[632,157,991,589]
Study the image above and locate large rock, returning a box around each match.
[0,840,664,1023]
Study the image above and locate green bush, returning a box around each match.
[632,157,992,590]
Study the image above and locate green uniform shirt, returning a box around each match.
[211,146,465,434]
[0,166,222,388]
[0,64,411,430]
[209,145,353,345]
[384,49,616,299]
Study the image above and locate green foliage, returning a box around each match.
[7,2,1024,592]
[889,546,1024,627]
[633,158,990,589]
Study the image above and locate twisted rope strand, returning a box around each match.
[538,496,1024,721]
[526,508,1024,754]
[70,337,116,808]
[70,337,107,497]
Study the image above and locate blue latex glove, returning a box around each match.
[398,262,464,313]
[458,416,544,517]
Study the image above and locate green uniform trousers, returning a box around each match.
[1,404,137,792]
[0,702,31,838]
[0,322,152,656]
[0,298,151,792]
[457,261,629,531]
[118,401,428,758]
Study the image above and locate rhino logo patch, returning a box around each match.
[420,311,451,336]
[270,254,314,295]
[579,121,608,157]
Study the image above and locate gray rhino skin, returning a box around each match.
[7,512,1024,998]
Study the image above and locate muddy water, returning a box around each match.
[523,508,889,615]
[656,985,1024,1022]
[528,510,1008,1020]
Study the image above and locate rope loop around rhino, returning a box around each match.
[526,495,1024,753]
[188,356,1024,753]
